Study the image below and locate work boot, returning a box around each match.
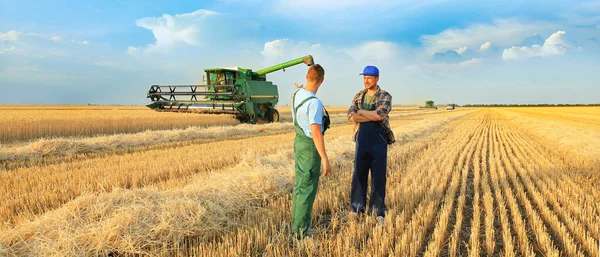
[376,216,385,226]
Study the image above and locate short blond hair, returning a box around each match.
[307,64,324,82]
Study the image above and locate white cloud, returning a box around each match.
[50,36,63,42]
[343,41,403,64]
[0,30,20,41]
[456,46,471,55]
[421,19,558,55]
[259,39,407,68]
[71,40,89,45]
[261,39,294,59]
[503,45,542,60]
[480,42,493,52]
[545,30,574,48]
[260,38,339,65]
[134,9,218,52]
[502,31,573,60]
[0,30,41,42]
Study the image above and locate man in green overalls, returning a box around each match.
[291,64,332,240]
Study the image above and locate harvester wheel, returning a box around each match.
[268,109,280,123]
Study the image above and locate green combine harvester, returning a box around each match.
[147,55,314,123]
[420,100,438,110]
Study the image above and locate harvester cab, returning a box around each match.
[147,55,315,124]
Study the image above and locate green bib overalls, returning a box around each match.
[291,90,321,238]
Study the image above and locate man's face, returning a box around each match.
[363,75,379,90]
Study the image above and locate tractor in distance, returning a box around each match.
[146,55,315,124]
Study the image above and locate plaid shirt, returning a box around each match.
[347,86,392,140]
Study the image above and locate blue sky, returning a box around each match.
[1,0,599,105]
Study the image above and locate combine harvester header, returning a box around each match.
[147,55,314,124]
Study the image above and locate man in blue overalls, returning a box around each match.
[291,64,332,240]
[347,65,393,226]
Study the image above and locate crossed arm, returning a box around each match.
[349,109,383,122]
[348,92,391,123]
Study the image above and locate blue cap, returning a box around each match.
[360,65,379,76]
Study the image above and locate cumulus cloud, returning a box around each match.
[431,42,494,64]
[50,36,63,42]
[134,9,218,52]
[479,42,493,52]
[259,37,480,87]
[545,30,575,48]
[0,30,20,41]
[259,39,332,67]
[260,39,296,59]
[502,31,574,60]
[259,38,406,69]
[421,19,558,54]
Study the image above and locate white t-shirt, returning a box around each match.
[291,89,324,138]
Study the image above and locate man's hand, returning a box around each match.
[322,159,332,176]
[291,83,305,103]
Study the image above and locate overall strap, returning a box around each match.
[292,89,316,127]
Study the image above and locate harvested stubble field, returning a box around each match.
[0,105,357,144]
[0,106,598,257]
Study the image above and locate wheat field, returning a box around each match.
[0,106,598,256]
[0,106,359,144]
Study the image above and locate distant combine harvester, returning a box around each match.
[420,100,438,110]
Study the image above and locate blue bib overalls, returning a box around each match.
[350,101,388,217]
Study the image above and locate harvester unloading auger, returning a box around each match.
[146,55,314,124]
